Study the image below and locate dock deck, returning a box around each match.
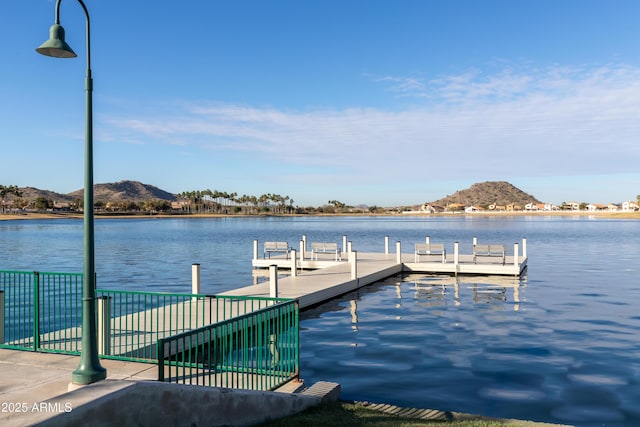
[234,238,527,309]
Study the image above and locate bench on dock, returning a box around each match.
[311,242,341,261]
[473,244,505,264]
[264,241,291,259]
[414,243,446,263]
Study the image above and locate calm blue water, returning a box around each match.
[1,215,639,426]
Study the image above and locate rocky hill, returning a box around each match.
[7,181,176,204]
[67,180,176,203]
[426,181,542,208]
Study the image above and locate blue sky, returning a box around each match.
[2,0,640,206]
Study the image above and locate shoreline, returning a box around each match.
[1,210,639,221]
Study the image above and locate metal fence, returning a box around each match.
[0,270,83,352]
[0,270,299,376]
[158,298,299,391]
[94,290,295,363]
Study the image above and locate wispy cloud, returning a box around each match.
[102,63,640,185]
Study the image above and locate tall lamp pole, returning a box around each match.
[36,0,106,385]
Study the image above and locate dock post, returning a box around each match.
[513,243,519,267]
[426,235,430,244]
[473,236,477,246]
[454,242,460,266]
[350,251,358,281]
[253,239,259,260]
[384,236,389,254]
[291,249,297,277]
[0,291,4,343]
[343,235,348,257]
[302,235,307,253]
[97,296,111,356]
[299,240,305,260]
[269,265,278,298]
[192,263,201,296]
[347,241,352,254]
[396,241,402,264]
[522,237,527,258]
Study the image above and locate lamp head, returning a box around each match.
[36,24,77,58]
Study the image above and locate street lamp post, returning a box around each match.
[36,0,106,385]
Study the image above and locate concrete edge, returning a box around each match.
[26,380,332,427]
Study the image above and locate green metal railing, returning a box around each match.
[93,291,295,363]
[158,298,299,391]
[0,270,83,352]
[1,270,300,391]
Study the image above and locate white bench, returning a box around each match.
[310,242,340,261]
[415,243,446,263]
[473,244,505,264]
[264,241,290,259]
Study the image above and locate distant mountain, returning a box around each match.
[68,180,176,203]
[8,181,177,204]
[426,181,542,208]
[12,187,74,203]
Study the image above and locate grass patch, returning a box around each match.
[261,401,543,427]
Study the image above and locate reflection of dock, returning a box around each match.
[233,237,527,309]
[411,274,525,309]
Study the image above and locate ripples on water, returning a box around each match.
[1,215,639,426]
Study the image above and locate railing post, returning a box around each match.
[97,296,111,355]
[350,251,358,281]
[342,235,347,258]
[157,338,165,381]
[522,237,527,258]
[396,241,402,264]
[192,263,201,296]
[0,290,4,344]
[513,243,519,267]
[269,265,278,298]
[253,239,259,260]
[384,236,389,254]
[33,271,40,351]
[291,249,297,277]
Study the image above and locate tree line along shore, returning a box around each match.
[1,210,639,221]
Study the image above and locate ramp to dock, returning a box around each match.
[227,253,402,309]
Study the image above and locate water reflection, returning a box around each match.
[409,274,525,311]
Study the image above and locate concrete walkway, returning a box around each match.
[0,348,335,426]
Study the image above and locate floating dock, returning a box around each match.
[224,237,527,309]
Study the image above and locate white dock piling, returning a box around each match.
[192,263,201,295]
[269,265,278,298]
[350,251,358,280]
[347,241,352,254]
[384,236,389,254]
[299,240,305,260]
[253,239,259,260]
[513,243,519,267]
[454,242,460,265]
[396,241,402,264]
[473,236,478,246]
[97,296,111,355]
[302,235,307,253]
[426,235,430,244]
[343,235,348,256]
[291,249,297,277]
[522,237,527,258]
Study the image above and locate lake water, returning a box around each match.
[1,215,639,426]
